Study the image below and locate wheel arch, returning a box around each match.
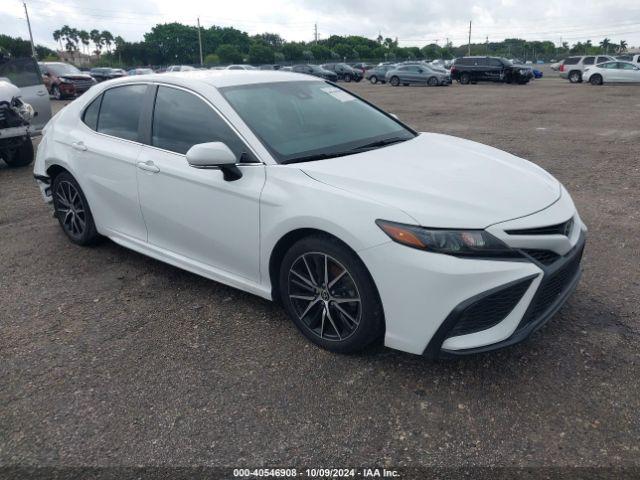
[267,227,383,317]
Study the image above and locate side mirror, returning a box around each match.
[186,142,242,181]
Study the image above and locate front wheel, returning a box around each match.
[590,74,603,85]
[279,235,384,353]
[427,76,439,86]
[52,85,62,100]
[369,75,378,84]
[52,171,100,246]
[390,76,400,87]
[1,139,33,167]
[343,73,352,83]
[460,73,471,85]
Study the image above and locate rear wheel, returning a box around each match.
[1,139,33,167]
[460,72,471,85]
[369,75,378,84]
[343,73,352,83]
[390,76,400,87]
[427,76,439,86]
[279,235,384,353]
[568,71,582,83]
[590,74,603,85]
[52,171,100,245]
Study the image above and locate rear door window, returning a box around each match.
[583,57,595,65]
[0,57,43,88]
[97,84,147,142]
[596,56,610,64]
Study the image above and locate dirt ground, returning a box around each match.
[1,74,639,472]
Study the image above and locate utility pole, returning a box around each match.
[314,23,318,44]
[23,2,37,58]
[197,17,203,65]
[467,20,472,56]
[485,35,488,53]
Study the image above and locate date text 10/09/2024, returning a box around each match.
[233,468,401,478]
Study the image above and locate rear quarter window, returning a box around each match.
[82,95,102,130]
[564,57,580,65]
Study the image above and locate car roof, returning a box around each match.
[104,70,319,88]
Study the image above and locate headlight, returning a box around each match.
[376,220,518,258]
[58,77,71,83]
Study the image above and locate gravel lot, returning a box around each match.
[1,75,639,471]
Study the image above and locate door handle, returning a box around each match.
[71,141,87,151]
[137,161,160,173]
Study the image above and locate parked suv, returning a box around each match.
[320,63,362,82]
[365,64,396,84]
[559,55,615,83]
[89,67,127,82]
[451,57,533,84]
[39,62,96,99]
[385,64,451,86]
[292,64,338,81]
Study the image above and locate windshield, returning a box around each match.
[221,81,415,164]
[48,63,82,76]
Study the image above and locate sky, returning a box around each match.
[2,0,640,50]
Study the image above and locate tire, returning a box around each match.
[279,235,384,353]
[403,83,409,86]
[343,73,352,83]
[427,76,439,86]
[460,73,471,85]
[568,71,582,83]
[2,139,34,168]
[52,84,62,100]
[590,74,603,85]
[390,76,400,87]
[369,75,378,84]
[354,77,362,83]
[52,171,100,246]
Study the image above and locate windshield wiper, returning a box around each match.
[350,136,410,152]
[281,151,355,164]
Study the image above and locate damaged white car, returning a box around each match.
[0,79,37,167]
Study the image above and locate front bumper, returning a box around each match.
[359,193,586,357]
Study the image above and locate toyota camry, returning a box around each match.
[33,71,586,357]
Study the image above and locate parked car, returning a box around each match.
[385,64,451,86]
[558,55,615,83]
[320,63,362,82]
[350,62,373,74]
[127,68,154,76]
[39,62,96,99]
[165,65,197,72]
[33,71,586,357]
[615,54,640,65]
[258,65,281,70]
[90,67,127,82]
[0,56,51,134]
[451,57,532,84]
[583,61,640,85]
[550,60,563,71]
[292,64,337,81]
[365,65,396,84]
[225,65,257,70]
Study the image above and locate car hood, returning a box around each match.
[299,133,560,229]
[60,75,93,81]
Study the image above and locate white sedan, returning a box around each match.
[583,61,640,85]
[33,71,586,357]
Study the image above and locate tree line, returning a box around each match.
[0,23,632,67]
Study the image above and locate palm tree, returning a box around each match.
[101,30,114,54]
[599,38,611,54]
[78,30,90,55]
[53,29,62,51]
[90,29,102,56]
[618,40,628,53]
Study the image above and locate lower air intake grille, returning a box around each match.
[520,246,584,328]
[447,278,533,338]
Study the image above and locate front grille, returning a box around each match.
[507,218,574,237]
[447,278,533,338]
[522,249,560,265]
[519,245,584,328]
[71,80,94,90]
